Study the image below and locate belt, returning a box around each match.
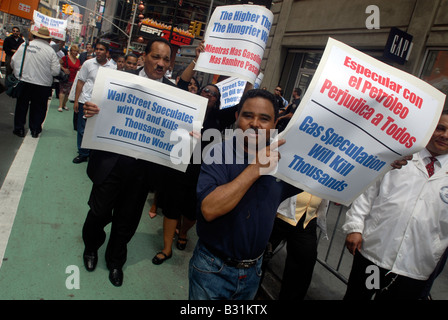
[204,243,263,269]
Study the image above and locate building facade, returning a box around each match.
[262,0,448,107]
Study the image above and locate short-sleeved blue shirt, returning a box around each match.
[196,137,301,260]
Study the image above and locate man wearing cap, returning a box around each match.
[11,26,60,138]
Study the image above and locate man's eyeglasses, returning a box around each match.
[202,87,219,98]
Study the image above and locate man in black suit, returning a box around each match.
[81,37,186,286]
[78,43,94,65]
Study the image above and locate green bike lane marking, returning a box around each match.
[0,97,193,299]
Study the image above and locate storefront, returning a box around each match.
[263,0,448,108]
[420,49,448,108]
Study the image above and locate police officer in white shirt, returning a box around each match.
[343,110,448,300]
[11,26,60,138]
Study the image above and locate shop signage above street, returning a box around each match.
[383,27,413,65]
[139,18,194,47]
[0,0,39,21]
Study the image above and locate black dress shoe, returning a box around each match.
[12,129,25,138]
[83,251,98,272]
[73,155,88,164]
[109,268,123,287]
[31,131,39,138]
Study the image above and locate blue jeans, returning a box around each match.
[77,103,90,157]
[188,240,263,300]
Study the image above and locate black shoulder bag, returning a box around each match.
[55,52,70,82]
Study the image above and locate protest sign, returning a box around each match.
[82,68,208,172]
[216,77,246,110]
[254,72,264,89]
[195,5,273,84]
[215,73,263,109]
[32,11,67,40]
[275,38,446,206]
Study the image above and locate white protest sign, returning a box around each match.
[195,5,273,84]
[275,38,446,206]
[82,68,208,172]
[216,77,246,110]
[32,11,67,40]
[254,72,264,89]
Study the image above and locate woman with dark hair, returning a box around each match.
[152,42,251,264]
[188,77,200,94]
[152,82,230,265]
[197,83,238,132]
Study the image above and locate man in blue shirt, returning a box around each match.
[189,89,301,300]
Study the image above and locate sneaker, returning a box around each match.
[63,106,69,111]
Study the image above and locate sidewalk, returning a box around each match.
[0,97,198,299]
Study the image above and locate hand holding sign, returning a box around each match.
[390,154,413,169]
[82,68,208,173]
[83,101,100,118]
[275,38,445,205]
[253,138,286,176]
[195,5,273,84]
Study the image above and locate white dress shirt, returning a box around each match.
[11,38,60,87]
[342,148,448,280]
[138,67,163,82]
[76,57,116,104]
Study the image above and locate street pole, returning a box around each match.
[126,0,138,54]
[168,0,179,44]
[90,2,97,44]
[206,0,214,27]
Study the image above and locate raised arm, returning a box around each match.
[180,40,204,83]
[201,162,260,222]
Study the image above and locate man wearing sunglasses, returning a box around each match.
[274,85,288,109]
[201,86,219,97]
[4,27,24,77]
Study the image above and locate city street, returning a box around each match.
[0,79,23,187]
[0,88,193,299]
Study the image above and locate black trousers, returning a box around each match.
[263,215,318,300]
[344,251,426,300]
[5,55,13,77]
[14,82,52,132]
[82,156,151,269]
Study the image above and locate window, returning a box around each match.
[279,51,323,101]
[420,49,448,109]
